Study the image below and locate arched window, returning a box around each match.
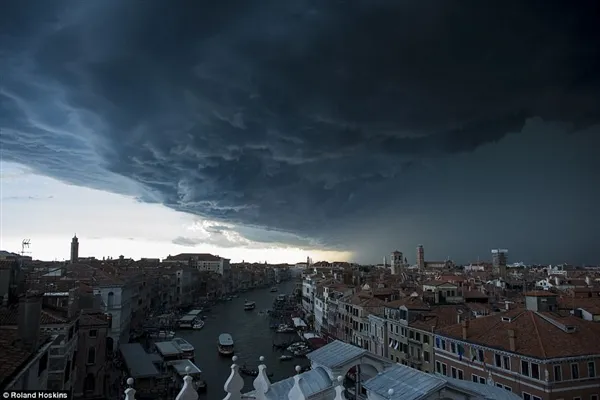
[87,347,96,364]
[107,292,114,309]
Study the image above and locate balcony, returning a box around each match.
[123,356,389,400]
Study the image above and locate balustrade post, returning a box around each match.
[224,356,244,400]
[176,366,199,400]
[287,366,307,400]
[253,356,271,400]
[124,378,135,400]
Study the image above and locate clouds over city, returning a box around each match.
[1,1,599,263]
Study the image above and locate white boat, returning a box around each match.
[244,300,256,310]
[172,338,195,359]
[270,286,278,292]
[279,355,293,361]
[218,333,234,356]
[193,320,205,330]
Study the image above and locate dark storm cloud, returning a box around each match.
[1,1,599,263]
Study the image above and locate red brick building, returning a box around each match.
[434,291,600,400]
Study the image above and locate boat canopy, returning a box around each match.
[179,315,197,322]
[155,341,182,357]
[186,309,202,316]
[219,333,234,345]
[167,359,202,375]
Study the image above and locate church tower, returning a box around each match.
[70,235,79,264]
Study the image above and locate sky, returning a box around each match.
[1,1,599,265]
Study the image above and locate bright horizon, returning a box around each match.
[0,162,353,264]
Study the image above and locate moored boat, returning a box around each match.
[279,355,293,361]
[172,337,195,360]
[218,333,235,356]
[193,320,205,330]
[270,286,278,292]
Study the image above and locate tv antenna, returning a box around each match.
[21,239,31,257]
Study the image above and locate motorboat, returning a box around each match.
[172,338,195,360]
[279,355,293,361]
[218,333,235,356]
[193,320,205,330]
[270,287,278,292]
[244,300,256,310]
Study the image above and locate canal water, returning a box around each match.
[176,280,310,400]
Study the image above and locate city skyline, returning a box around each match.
[1,2,599,265]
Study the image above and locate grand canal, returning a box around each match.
[176,280,311,400]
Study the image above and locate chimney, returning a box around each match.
[508,329,516,351]
[18,291,43,351]
[461,319,469,340]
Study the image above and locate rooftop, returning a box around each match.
[437,309,600,359]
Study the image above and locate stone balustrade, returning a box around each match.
[121,355,389,400]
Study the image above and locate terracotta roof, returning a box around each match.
[437,309,600,359]
[80,312,109,327]
[422,280,458,287]
[0,306,67,326]
[409,306,465,332]
[0,328,51,388]
[385,297,430,310]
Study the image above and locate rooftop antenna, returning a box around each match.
[21,239,31,257]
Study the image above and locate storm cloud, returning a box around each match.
[1,1,599,263]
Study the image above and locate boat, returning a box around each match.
[218,333,235,356]
[148,330,175,340]
[172,338,195,359]
[276,324,296,333]
[177,315,197,329]
[279,355,293,361]
[244,300,256,310]
[193,320,205,330]
[270,286,278,292]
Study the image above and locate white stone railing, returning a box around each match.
[123,356,394,400]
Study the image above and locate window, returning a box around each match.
[553,365,562,381]
[37,352,48,376]
[451,367,457,379]
[571,363,579,379]
[590,395,598,400]
[87,347,96,365]
[458,369,464,380]
[588,361,596,378]
[531,363,540,379]
[423,335,429,344]
[436,361,442,374]
[89,329,98,338]
[472,374,479,383]
[478,349,484,362]
[479,376,486,384]
[521,360,530,377]
[451,343,456,353]
[495,354,502,367]
[442,363,447,376]
[503,356,510,370]
[424,352,430,362]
